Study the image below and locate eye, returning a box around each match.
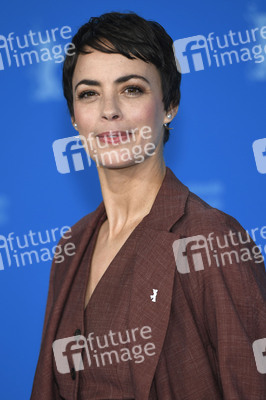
[124,86,143,96]
[78,90,97,99]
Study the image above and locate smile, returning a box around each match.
[96,131,133,144]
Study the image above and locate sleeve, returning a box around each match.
[183,219,266,399]
[39,260,57,346]
[30,256,62,400]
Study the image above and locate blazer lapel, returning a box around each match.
[51,202,106,307]
[128,168,189,399]
[31,202,106,399]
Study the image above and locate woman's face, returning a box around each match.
[71,47,173,169]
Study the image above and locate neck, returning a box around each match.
[97,158,166,239]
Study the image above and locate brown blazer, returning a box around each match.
[31,167,266,400]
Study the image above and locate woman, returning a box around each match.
[31,12,266,400]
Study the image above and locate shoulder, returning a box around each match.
[173,187,243,238]
[169,180,265,283]
[58,202,105,246]
[171,185,266,295]
[69,209,98,236]
[163,168,242,237]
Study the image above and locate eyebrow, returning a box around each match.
[74,74,150,92]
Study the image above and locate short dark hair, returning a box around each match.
[62,11,181,144]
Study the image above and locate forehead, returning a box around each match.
[72,47,161,85]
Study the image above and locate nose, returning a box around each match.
[100,94,122,121]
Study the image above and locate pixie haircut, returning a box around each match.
[63,11,181,144]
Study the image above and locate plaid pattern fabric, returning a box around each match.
[31,167,266,400]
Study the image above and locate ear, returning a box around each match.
[71,116,78,131]
[163,105,179,125]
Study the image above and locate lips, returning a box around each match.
[96,131,132,144]
[97,131,130,138]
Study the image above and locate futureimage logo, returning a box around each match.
[173,35,211,73]
[173,235,212,274]
[174,25,266,73]
[252,338,266,374]
[253,138,266,174]
[52,126,156,174]
[0,226,75,270]
[53,326,156,373]
[0,25,75,71]
[52,136,91,174]
[173,228,265,274]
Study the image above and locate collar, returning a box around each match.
[87,166,189,233]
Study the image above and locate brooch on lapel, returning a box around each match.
[150,289,158,302]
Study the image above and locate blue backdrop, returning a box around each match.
[0,0,265,398]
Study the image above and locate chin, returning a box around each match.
[94,160,148,169]
[91,148,147,170]
[96,160,145,170]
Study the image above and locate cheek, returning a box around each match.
[73,102,96,130]
[129,99,164,128]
